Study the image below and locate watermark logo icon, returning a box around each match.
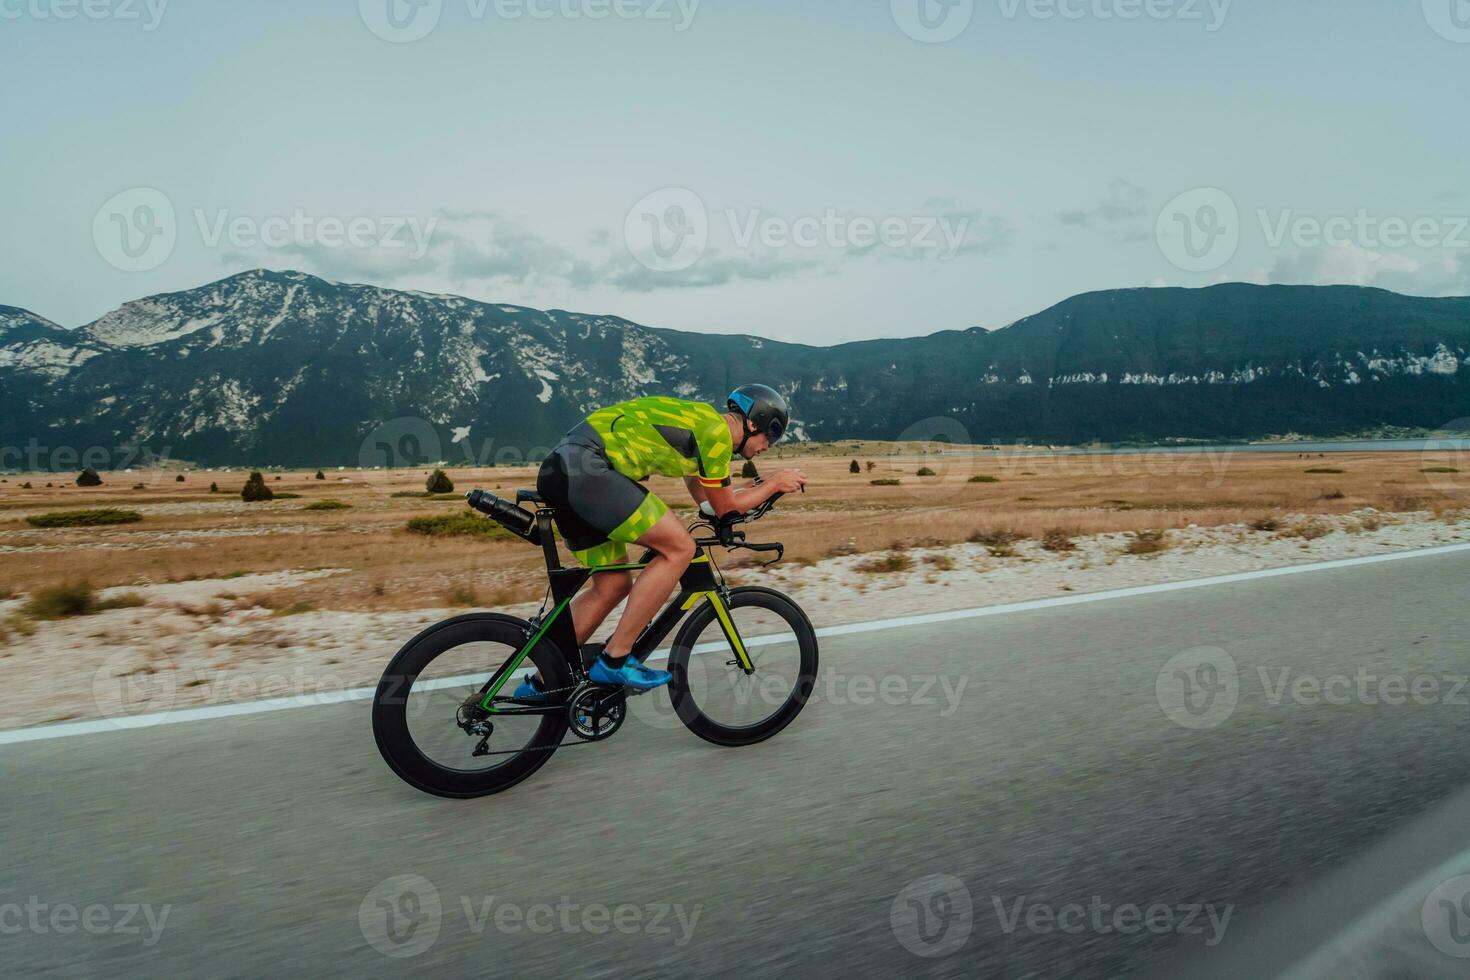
[91,649,178,726]
[358,416,446,495]
[890,874,973,957]
[359,874,442,958]
[1422,873,1470,958]
[359,0,442,43]
[1156,187,1239,273]
[894,415,978,504]
[891,0,975,43]
[624,187,708,273]
[93,187,176,272]
[1156,646,1238,730]
[1424,0,1470,42]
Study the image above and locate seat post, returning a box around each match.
[535,509,561,571]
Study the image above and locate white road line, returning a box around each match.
[4,541,1470,747]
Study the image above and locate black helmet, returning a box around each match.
[726,383,789,444]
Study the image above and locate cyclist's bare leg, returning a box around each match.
[527,570,630,685]
[604,511,695,658]
[571,570,631,645]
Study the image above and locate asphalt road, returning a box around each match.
[6,551,1470,978]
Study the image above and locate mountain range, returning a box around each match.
[3,269,1469,467]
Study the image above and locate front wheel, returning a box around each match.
[668,587,818,746]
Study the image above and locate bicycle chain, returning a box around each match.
[464,682,623,757]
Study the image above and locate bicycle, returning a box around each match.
[371,485,820,798]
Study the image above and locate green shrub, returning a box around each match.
[444,584,479,607]
[21,582,138,619]
[76,468,102,487]
[916,466,937,477]
[426,469,455,494]
[175,474,186,482]
[968,527,1027,557]
[1288,518,1331,541]
[26,581,96,618]
[26,508,141,528]
[273,492,302,499]
[315,470,326,480]
[391,490,431,498]
[406,512,516,539]
[1041,528,1077,552]
[1305,467,1345,474]
[209,482,219,493]
[870,478,901,486]
[855,552,914,573]
[1248,516,1280,532]
[303,500,350,511]
[849,459,860,474]
[968,475,999,483]
[241,472,274,502]
[1423,466,1459,474]
[741,460,759,479]
[1126,530,1170,555]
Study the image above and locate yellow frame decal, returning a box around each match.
[681,591,752,672]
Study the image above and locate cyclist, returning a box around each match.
[517,384,806,698]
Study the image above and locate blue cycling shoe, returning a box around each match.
[513,675,547,701]
[588,654,672,691]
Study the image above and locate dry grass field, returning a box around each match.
[4,443,1470,727]
[2,443,1467,618]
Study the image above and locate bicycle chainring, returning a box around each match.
[566,683,627,741]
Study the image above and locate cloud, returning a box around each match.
[1267,244,1470,296]
[606,251,823,292]
[223,199,1009,296]
[1057,178,1150,241]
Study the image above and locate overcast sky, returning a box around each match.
[3,0,1467,344]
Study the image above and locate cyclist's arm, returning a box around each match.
[703,479,787,519]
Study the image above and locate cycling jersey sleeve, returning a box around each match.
[694,414,734,489]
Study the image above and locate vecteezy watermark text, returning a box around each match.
[1156,646,1470,730]
[889,874,1234,958]
[890,0,1229,43]
[996,0,1230,30]
[92,187,438,273]
[1,441,171,474]
[1157,186,1470,274]
[0,0,168,30]
[992,895,1233,946]
[358,0,700,43]
[0,897,171,946]
[357,875,700,958]
[624,188,975,273]
[194,209,436,257]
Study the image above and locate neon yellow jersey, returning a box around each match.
[585,396,734,488]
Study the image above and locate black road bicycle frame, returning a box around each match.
[474,509,753,714]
